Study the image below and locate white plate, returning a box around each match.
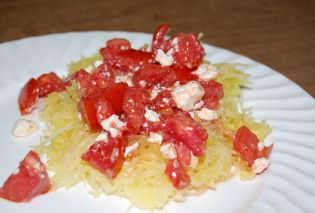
[0,32,315,213]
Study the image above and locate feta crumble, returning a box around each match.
[171,81,205,111]
[252,157,270,174]
[197,108,218,120]
[95,132,108,142]
[160,143,177,159]
[101,115,126,137]
[12,119,38,137]
[144,108,160,122]
[193,64,218,81]
[124,142,139,157]
[147,132,163,144]
[155,49,174,67]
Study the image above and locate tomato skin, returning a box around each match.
[201,80,224,110]
[115,49,154,72]
[122,87,150,134]
[165,159,190,190]
[81,136,126,179]
[0,151,51,202]
[152,23,171,53]
[37,72,66,98]
[234,126,259,166]
[161,111,208,157]
[101,82,129,114]
[106,38,131,51]
[78,94,102,131]
[18,78,39,115]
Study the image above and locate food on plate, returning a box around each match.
[1,24,273,210]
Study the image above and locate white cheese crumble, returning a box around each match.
[190,153,199,168]
[139,80,147,87]
[144,108,160,122]
[115,72,134,86]
[33,162,41,170]
[252,157,270,174]
[124,142,139,157]
[94,60,103,67]
[193,100,204,110]
[160,143,177,159]
[101,115,126,137]
[147,132,163,144]
[85,65,94,73]
[155,48,174,67]
[12,119,38,137]
[150,85,161,100]
[171,81,205,111]
[95,132,108,142]
[197,108,218,120]
[193,64,218,81]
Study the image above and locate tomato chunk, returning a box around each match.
[115,49,154,72]
[174,143,192,168]
[201,80,224,109]
[101,82,129,114]
[152,23,171,53]
[96,97,115,125]
[0,151,51,202]
[122,87,150,134]
[37,72,66,97]
[149,89,176,111]
[165,159,190,190]
[233,126,260,166]
[92,64,114,89]
[161,111,208,157]
[106,38,131,51]
[81,136,126,179]
[78,94,102,131]
[18,78,39,115]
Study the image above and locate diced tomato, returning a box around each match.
[233,126,260,166]
[258,144,273,159]
[152,23,171,53]
[0,151,51,202]
[37,72,66,97]
[169,33,204,68]
[115,49,154,72]
[106,38,131,51]
[201,80,224,109]
[149,89,176,111]
[96,97,115,125]
[18,78,39,115]
[165,159,190,190]
[163,66,198,86]
[81,136,126,179]
[174,143,191,168]
[69,69,98,96]
[78,94,102,131]
[133,64,172,88]
[161,111,208,157]
[101,82,129,114]
[122,87,150,134]
[92,64,114,89]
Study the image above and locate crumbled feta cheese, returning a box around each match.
[197,108,218,120]
[144,108,160,122]
[150,86,161,100]
[110,148,119,163]
[139,80,147,87]
[147,132,163,144]
[193,64,218,81]
[95,132,108,142]
[162,98,169,103]
[94,60,103,67]
[193,100,204,110]
[12,119,38,137]
[33,162,41,170]
[171,171,177,178]
[115,72,134,86]
[189,111,196,118]
[155,49,174,67]
[190,153,199,168]
[101,115,126,137]
[171,38,179,52]
[124,142,139,157]
[252,157,270,174]
[160,143,177,159]
[85,65,94,73]
[171,81,205,111]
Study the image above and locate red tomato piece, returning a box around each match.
[122,87,150,134]
[115,49,154,72]
[101,82,129,114]
[152,23,171,53]
[106,38,131,51]
[161,111,208,157]
[133,64,172,88]
[96,97,115,125]
[69,69,98,96]
[92,64,114,89]
[18,78,39,115]
[0,151,51,202]
[78,94,102,131]
[258,144,273,159]
[162,66,198,86]
[149,89,176,111]
[37,72,66,98]
[174,143,192,168]
[165,159,191,190]
[81,136,126,179]
[233,126,260,166]
[165,33,204,68]
[201,80,224,109]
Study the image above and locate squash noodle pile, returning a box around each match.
[34,54,271,211]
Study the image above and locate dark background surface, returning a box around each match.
[1,0,314,97]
